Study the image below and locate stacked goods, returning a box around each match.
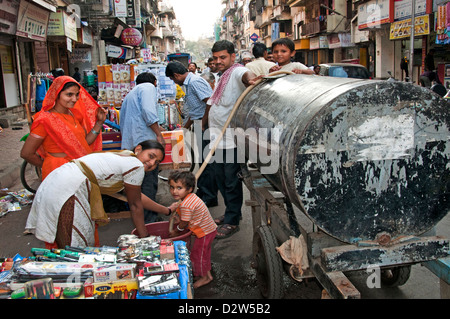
[1,238,192,299]
[116,234,192,299]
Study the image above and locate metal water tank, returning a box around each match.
[232,74,450,244]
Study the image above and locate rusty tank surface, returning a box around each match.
[232,74,449,244]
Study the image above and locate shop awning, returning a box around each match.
[31,0,57,12]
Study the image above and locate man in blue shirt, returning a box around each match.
[120,72,164,223]
[166,62,218,207]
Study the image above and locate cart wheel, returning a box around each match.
[252,225,284,299]
[381,265,411,287]
[20,160,42,193]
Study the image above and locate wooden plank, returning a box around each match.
[423,257,450,285]
[310,257,360,299]
[321,236,449,272]
[107,211,131,219]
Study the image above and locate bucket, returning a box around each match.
[131,221,192,250]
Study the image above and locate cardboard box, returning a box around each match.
[93,264,135,282]
[84,278,138,299]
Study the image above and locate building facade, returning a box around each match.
[219,0,449,84]
[0,0,185,112]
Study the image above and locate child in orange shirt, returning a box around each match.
[168,170,217,288]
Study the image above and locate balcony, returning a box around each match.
[301,20,326,36]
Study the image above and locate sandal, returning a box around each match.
[216,224,240,239]
[214,215,225,225]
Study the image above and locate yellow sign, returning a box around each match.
[0,45,14,73]
[390,15,430,40]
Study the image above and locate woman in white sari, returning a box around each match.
[26,140,176,249]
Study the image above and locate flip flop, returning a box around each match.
[216,224,239,240]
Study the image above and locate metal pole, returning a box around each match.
[408,1,415,83]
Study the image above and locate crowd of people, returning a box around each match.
[25,36,446,290]
[18,37,318,289]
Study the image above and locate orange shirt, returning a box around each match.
[177,193,217,238]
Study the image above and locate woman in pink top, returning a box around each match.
[169,170,217,288]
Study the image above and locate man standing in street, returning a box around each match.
[120,72,164,223]
[245,42,276,76]
[165,62,218,208]
[206,40,258,239]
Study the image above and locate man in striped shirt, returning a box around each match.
[166,62,218,208]
[168,170,217,288]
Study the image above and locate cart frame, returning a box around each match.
[241,165,450,299]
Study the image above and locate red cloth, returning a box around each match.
[190,230,216,277]
[31,76,103,179]
[209,63,244,105]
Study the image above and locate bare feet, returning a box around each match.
[193,271,213,288]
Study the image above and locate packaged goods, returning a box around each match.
[93,264,135,282]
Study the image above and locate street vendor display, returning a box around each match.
[0,234,192,299]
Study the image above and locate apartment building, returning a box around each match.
[219,0,448,83]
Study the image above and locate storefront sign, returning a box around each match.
[358,0,390,30]
[140,48,152,62]
[47,9,78,41]
[16,0,50,41]
[389,15,430,40]
[394,0,426,21]
[114,0,127,17]
[0,0,19,35]
[0,45,14,73]
[80,26,93,46]
[69,48,92,63]
[436,4,450,44]
[125,0,141,27]
[108,45,127,59]
[327,33,354,49]
[121,28,142,46]
[310,36,329,50]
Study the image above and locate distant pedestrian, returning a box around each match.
[266,49,275,63]
[188,62,198,74]
[269,38,314,75]
[72,67,81,82]
[168,170,217,288]
[313,65,320,75]
[245,42,276,76]
[200,72,216,91]
[241,52,253,66]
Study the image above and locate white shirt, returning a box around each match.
[208,66,248,149]
[245,57,276,76]
[279,62,309,72]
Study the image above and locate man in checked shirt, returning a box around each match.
[166,62,218,208]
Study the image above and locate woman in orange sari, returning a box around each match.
[21,76,107,180]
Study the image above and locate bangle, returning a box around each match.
[91,128,100,135]
[167,207,172,216]
[177,225,184,232]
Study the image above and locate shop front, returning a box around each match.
[46,8,78,75]
[0,0,20,109]
[14,0,55,111]
[68,25,94,80]
[309,35,329,65]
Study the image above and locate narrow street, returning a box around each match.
[1,157,448,300]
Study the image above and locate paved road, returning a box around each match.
[1,167,448,300]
